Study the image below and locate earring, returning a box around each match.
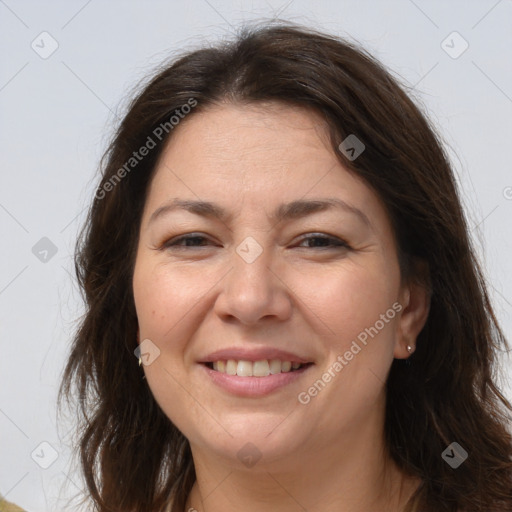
[407,345,413,354]
[138,356,142,367]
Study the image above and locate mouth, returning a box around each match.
[200,358,314,397]
[203,359,314,377]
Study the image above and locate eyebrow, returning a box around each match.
[148,197,371,228]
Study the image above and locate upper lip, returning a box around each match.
[198,347,313,364]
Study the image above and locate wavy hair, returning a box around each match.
[59,23,512,511]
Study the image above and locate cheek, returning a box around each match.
[132,259,213,434]
[294,259,400,344]
[133,259,209,340]
[293,265,400,434]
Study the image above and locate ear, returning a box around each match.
[394,261,431,359]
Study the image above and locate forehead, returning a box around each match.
[160,102,334,173]
[144,102,388,230]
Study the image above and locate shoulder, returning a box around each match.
[0,497,27,512]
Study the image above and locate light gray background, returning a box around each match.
[1,1,511,510]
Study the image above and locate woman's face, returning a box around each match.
[133,102,423,468]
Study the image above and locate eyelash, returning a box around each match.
[162,233,350,250]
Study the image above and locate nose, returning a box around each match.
[213,243,293,326]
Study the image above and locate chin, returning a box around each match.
[187,414,311,468]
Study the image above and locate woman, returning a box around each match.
[59,23,512,511]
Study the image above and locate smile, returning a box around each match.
[201,360,314,397]
[205,359,311,377]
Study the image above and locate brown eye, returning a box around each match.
[163,234,213,249]
[296,234,350,249]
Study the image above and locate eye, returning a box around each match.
[295,234,350,249]
[162,233,214,249]
[159,233,350,251]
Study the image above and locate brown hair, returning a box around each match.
[59,22,512,511]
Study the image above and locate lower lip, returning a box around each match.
[200,364,312,397]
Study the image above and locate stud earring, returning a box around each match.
[407,345,413,354]
[138,356,142,367]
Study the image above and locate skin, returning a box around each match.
[132,102,430,512]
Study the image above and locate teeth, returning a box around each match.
[253,360,270,377]
[237,360,253,377]
[226,359,237,375]
[210,359,305,377]
[269,359,282,374]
